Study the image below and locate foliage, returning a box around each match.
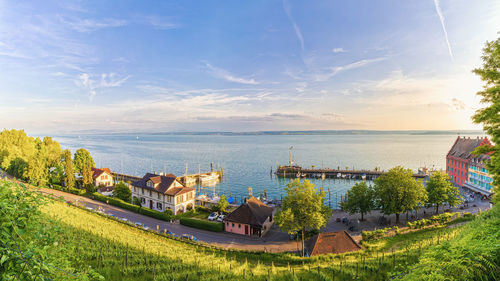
[401,203,500,280]
[213,194,229,213]
[63,149,76,189]
[113,182,131,202]
[472,37,500,199]
[425,171,462,214]
[133,196,141,207]
[179,218,224,232]
[48,164,64,185]
[7,157,28,179]
[275,179,331,257]
[82,159,93,190]
[341,181,374,221]
[0,129,36,171]
[374,166,427,224]
[73,148,95,175]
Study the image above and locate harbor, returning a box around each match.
[275,165,428,180]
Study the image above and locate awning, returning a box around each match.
[463,182,493,196]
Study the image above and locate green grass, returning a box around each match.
[1,179,497,281]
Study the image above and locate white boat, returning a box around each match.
[337,173,342,178]
[200,173,219,184]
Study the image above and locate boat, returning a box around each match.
[337,173,342,178]
[361,173,366,180]
[200,172,219,184]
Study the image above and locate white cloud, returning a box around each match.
[283,0,304,51]
[76,72,130,101]
[433,0,453,60]
[204,62,260,85]
[144,15,180,30]
[314,57,386,81]
[332,48,346,53]
[62,17,127,33]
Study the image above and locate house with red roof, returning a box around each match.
[305,231,362,256]
[131,173,195,214]
[92,167,113,187]
[446,136,491,189]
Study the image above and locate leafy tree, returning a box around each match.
[114,182,131,202]
[26,150,48,186]
[41,136,61,168]
[0,129,36,171]
[341,181,374,221]
[82,158,93,188]
[48,164,64,185]
[63,149,75,188]
[275,179,331,257]
[426,171,462,214]
[7,157,28,179]
[472,37,500,202]
[73,148,95,175]
[133,196,142,208]
[374,166,427,224]
[213,194,229,213]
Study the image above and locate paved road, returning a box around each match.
[38,187,299,253]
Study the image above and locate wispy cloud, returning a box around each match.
[332,48,346,53]
[314,57,386,81]
[282,0,304,51]
[433,0,453,60]
[76,72,131,101]
[62,17,127,33]
[204,62,260,85]
[142,15,180,30]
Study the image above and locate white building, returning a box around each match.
[131,173,195,215]
[92,167,113,187]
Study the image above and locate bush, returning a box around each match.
[139,207,171,221]
[462,212,472,217]
[164,209,173,216]
[180,217,224,232]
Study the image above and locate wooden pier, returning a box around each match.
[275,165,427,180]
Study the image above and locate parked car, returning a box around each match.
[181,234,199,242]
[207,212,219,221]
[216,214,226,222]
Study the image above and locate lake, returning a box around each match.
[52,132,482,208]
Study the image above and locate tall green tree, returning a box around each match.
[113,182,131,202]
[374,166,427,224]
[82,160,94,193]
[73,148,95,175]
[426,171,462,214]
[472,37,500,201]
[41,136,62,168]
[275,179,331,257]
[341,181,374,221]
[63,150,75,189]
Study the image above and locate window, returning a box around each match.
[157,202,162,210]
[140,197,145,204]
[141,189,144,195]
[147,181,153,188]
[238,224,241,229]
[149,190,152,196]
[232,223,234,227]
[157,192,160,199]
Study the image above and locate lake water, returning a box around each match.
[52,133,480,208]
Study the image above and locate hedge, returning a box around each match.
[180,217,224,232]
[49,184,85,195]
[91,192,173,222]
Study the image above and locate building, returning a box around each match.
[464,154,494,196]
[131,173,195,215]
[305,231,362,256]
[92,168,113,187]
[224,197,274,237]
[446,136,491,187]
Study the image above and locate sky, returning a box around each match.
[0,0,499,134]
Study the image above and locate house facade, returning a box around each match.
[446,136,491,187]
[224,197,274,237]
[92,168,113,187]
[131,173,195,215]
[464,155,494,196]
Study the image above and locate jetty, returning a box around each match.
[275,165,427,180]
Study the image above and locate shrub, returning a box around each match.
[180,218,224,232]
[164,209,173,216]
[463,212,472,217]
[139,207,171,221]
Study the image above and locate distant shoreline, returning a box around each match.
[53,130,486,136]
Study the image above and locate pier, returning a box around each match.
[275,165,427,180]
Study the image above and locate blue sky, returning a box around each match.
[0,0,499,133]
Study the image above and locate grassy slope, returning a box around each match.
[3,180,496,281]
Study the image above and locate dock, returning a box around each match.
[275,165,427,180]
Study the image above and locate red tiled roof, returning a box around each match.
[131,173,194,196]
[447,136,491,161]
[306,231,362,256]
[92,168,112,180]
[224,197,273,227]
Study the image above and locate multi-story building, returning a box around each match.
[464,155,494,196]
[92,167,113,187]
[131,173,195,215]
[446,136,491,189]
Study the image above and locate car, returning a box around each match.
[181,234,199,242]
[216,214,226,222]
[120,218,128,222]
[135,222,143,227]
[207,212,219,221]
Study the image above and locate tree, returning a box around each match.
[114,182,131,202]
[275,179,331,257]
[472,37,500,202]
[374,166,427,224]
[62,150,75,189]
[213,194,229,213]
[133,196,141,208]
[82,158,93,188]
[426,171,462,214]
[41,136,61,168]
[7,157,28,179]
[73,148,95,175]
[341,181,374,221]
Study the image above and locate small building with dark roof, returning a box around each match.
[305,231,362,256]
[446,136,491,188]
[224,197,274,237]
[131,173,195,214]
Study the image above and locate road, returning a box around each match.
[38,187,299,253]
